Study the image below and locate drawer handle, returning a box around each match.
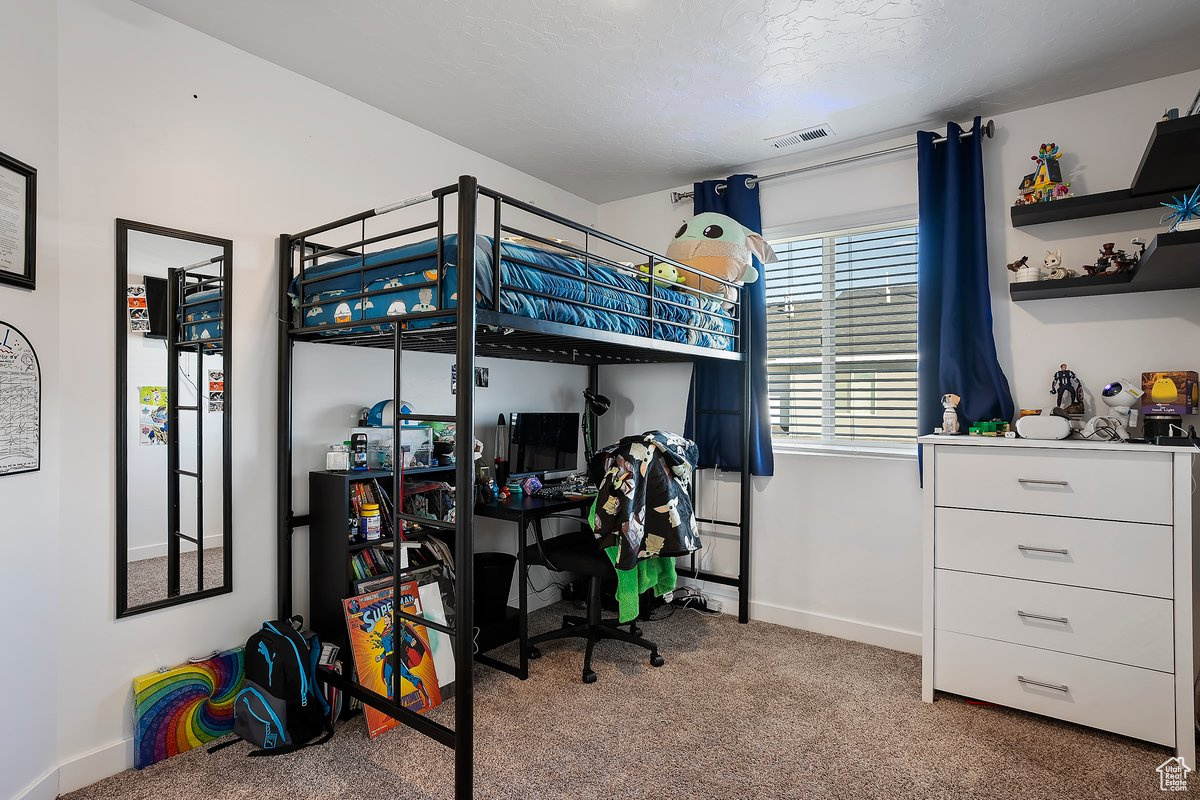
[1017,610,1070,625]
[1017,544,1070,556]
[1017,675,1070,693]
[1016,478,1070,487]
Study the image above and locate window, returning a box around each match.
[765,221,918,445]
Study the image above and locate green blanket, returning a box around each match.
[604,546,678,623]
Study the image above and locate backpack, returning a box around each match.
[231,617,332,755]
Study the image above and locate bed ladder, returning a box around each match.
[678,340,753,625]
[165,265,207,597]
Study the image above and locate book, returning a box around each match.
[342,583,443,739]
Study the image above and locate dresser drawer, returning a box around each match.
[935,630,1175,746]
[934,447,1172,524]
[934,508,1173,597]
[935,570,1174,671]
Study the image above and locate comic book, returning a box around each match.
[343,582,443,738]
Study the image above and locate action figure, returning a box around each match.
[940,393,962,434]
[1050,364,1084,416]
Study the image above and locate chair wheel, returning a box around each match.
[649,652,665,667]
[582,669,598,684]
[528,646,541,659]
[629,624,642,636]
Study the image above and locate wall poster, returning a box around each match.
[0,321,40,476]
[138,385,168,446]
[0,150,36,291]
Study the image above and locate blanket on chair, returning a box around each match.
[588,431,701,621]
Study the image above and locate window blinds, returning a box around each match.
[764,223,918,444]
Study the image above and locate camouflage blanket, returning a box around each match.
[589,431,701,571]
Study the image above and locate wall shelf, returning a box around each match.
[1131,115,1200,195]
[1009,230,1200,301]
[1010,116,1200,229]
[1010,188,1182,228]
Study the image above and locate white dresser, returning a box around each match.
[921,436,1199,768]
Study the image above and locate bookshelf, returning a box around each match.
[308,466,454,653]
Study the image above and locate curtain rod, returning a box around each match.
[669,119,995,203]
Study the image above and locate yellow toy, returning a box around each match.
[637,262,686,289]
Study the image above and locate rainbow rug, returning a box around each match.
[133,648,244,769]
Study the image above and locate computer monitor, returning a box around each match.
[508,412,579,477]
[143,276,169,340]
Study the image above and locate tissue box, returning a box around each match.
[1142,371,1199,416]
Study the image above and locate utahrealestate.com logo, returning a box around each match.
[1156,757,1193,791]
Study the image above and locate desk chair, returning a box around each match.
[525,515,665,683]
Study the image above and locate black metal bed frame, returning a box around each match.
[276,176,752,799]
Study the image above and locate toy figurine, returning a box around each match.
[941,393,962,434]
[1160,185,1200,232]
[1050,363,1084,417]
[1014,143,1071,205]
[1048,266,1075,280]
[1007,255,1042,283]
[1082,238,1146,276]
[1043,249,1063,272]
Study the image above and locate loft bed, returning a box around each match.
[164,255,228,599]
[276,176,753,800]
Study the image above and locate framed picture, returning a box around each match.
[0,150,36,291]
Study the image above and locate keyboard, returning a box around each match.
[532,483,570,499]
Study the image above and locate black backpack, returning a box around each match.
[231,617,332,755]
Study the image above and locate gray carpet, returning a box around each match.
[126,548,225,608]
[66,603,1177,799]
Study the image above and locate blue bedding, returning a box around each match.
[181,288,222,344]
[290,235,734,351]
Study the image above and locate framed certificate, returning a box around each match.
[0,150,36,291]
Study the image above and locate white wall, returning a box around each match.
[0,2,61,799]
[52,0,597,790]
[596,68,1200,654]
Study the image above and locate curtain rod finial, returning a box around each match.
[982,119,996,139]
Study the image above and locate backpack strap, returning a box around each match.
[245,723,334,758]
[206,736,242,755]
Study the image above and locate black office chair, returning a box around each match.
[525,516,664,683]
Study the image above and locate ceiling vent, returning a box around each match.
[766,124,834,149]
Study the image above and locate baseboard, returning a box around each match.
[679,579,921,654]
[15,767,58,800]
[127,534,223,562]
[57,737,132,795]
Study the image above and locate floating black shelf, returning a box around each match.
[1010,116,1200,229]
[1009,230,1200,301]
[1131,115,1200,195]
[1010,188,1182,228]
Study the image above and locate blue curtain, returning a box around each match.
[916,118,1014,436]
[683,175,774,476]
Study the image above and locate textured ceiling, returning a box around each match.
[133,0,1200,202]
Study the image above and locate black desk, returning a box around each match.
[474,493,593,679]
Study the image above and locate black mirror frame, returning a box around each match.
[115,219,233,618]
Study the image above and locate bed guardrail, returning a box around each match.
[279,182,744,353]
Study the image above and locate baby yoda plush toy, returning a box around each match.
[665,212,778,303]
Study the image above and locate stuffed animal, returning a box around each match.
[665,212,777,303]
[637,262,685,288]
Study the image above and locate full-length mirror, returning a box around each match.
[116,220,232,617]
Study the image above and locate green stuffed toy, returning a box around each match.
[637,262,687,289]
[665,211,777,303]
